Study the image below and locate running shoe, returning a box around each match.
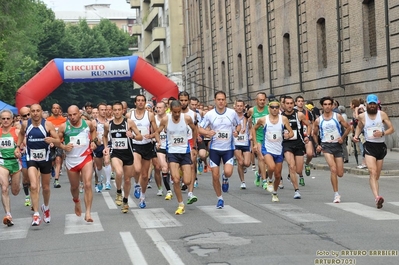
[79,182,84,193]
[222,174,229,192]
[175,205,185,215]
[272,194,279,202]
[187,195,198,205]
[110,172,115,180]
[287,174,291,182]
[3,214,14,227]
[181,183,187,191]
[198,160,203,174]
[139,199,146,209]
[299,177,305,186]
[376,196,384,209]
[121,203,129,213]
[41,204,51,223]
[147,183,152,189]
[267,181,274,193]
[115,193,123,206]
[279,178,284,189]
[31,214,41,226]
[262,180,268,190]
[95,184,101,193]
[97,182,103,191]
[305,164,311,176]
[53,179,61,188]
[244,167,247,174]
[333,194,341,203]
[203,165,208,173]
[105,182,112,190]
[157,189,163,196]
[240,182,247,189]
[134,185,141,199]
[165,191,173,200]
[254,171,260,187]
[294,191,301,199]
[25,196,31,206]
[216,199,224,209]
[194,180,198,188]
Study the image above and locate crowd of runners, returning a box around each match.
[0,91,394,227]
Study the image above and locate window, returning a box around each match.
[363,0,377,57]
[317,18,327,69]
[238,54,243,89]
[257,45,265,83]
[283,33,291,77]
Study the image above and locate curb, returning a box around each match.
[310,163,399,176]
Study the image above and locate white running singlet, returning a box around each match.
[364,111,385,143]
[166,114,190,154]
[263,115,284,155]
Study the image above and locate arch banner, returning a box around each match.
[15,56,179,110]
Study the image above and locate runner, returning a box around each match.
[234,99,251,189]
[0,110,22,226]
[18,106,31,207]
[353,94,395,209]
[312,97,351,203]
[47,103,67,188]
[103,102,143,213]
[253,99,294,202]
[199,91,241,209]
[58,105,97,222]
[157,100,197,214]
[14,103,61,226]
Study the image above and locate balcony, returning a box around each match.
[131,24,142,36]
[142,7,158,31]
[143,41,161,59]
[130,0,140,8]
[151,0,164,8]
[152,27,166,41]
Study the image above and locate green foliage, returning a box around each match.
[0,1,135,110]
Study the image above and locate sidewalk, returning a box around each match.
[310,148,399,176]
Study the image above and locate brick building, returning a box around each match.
[182,0,399,148]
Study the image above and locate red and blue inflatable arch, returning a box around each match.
[15,56,179,109]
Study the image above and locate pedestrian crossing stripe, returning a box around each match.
[131,208,182,228]
[120,232,148,265]
[64,212,104,234]
[326,202,399,220]
[261,204,335,222]
[0,218,31,240]
[197,205,261,224]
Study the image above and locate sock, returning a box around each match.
[217,196,223,200]
[117,189,122,194]
[334,192,340,196]
[23,183,29,196]
[44,205,49,211]
[104,164,112,183]
[299,175,304,178]
[188,192,193,198]
[140,193,146,200]
[123,197,128,203]
[295,189,299,192]
[34,211,39,216]
[178,202,184,206]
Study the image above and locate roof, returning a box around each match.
[54,4,136,21]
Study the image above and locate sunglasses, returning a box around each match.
[1,117,11,120]
[21,114,30,118]
[269,106,280,109]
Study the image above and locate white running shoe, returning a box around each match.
[333,194,341,203]
[240,182,246,189]
[294,191,301,199]
[157,189,163,196]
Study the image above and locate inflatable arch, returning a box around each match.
[15,56,179,110]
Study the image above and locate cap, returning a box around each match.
[366,94,378,104]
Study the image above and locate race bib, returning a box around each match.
[0,137,14,149]
[171,135,185,146]
[323,130,341,143]
[138,126,149,136]
[30,149,46,161]
[70,135,88,146]
[216,130,230,141]
[366,126,382,139]
[266,130,282,142]
[235,133,248,146]
[112,138,128,149]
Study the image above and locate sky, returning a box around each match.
[41,0,132,11]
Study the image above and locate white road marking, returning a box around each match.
[132,208,182,228]
[120,232,148,265]
[0,218,31,240]
[146,229,184,265]
[197,205,261,224]
[261,204,334,222]
[102,192,118,209]
[327,202,399,220]
[64,212,104,234]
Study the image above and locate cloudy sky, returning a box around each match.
[41,0,131,11]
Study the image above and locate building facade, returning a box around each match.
[130,0,184,92]
[182,0,399,148]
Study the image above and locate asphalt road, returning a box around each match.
[1,163,399,265]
